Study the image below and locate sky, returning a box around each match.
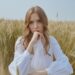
[0,0,75,21]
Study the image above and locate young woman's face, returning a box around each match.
[29,13,44,33]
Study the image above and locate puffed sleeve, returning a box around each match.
[8,36,33,75]
[46,36,73,75]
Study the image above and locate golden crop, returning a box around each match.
[0,19,75,75]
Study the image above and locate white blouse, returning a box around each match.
[8,36,73,75]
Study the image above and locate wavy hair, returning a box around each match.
[23,6,50,54]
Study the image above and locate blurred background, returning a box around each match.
[0,0,75,75]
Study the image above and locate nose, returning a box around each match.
[34,22,38,28]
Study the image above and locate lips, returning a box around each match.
[33,29,40,32]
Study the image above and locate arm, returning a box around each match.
[31,36,73,75]
[28,70,47,75]
[45,36,73,75]
[8,36,33,75]
[28,36,73,75]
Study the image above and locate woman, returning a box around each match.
[8,6,73,75]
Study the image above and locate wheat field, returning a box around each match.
[0,19,75,75]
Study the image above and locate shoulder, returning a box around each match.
[49,35,57,43]
[48,35,60,47]
[15,36,24,46]
[14,36,25,53]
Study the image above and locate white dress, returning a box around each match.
[8,36,73,75]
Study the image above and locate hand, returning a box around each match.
[30,32,45,45]
[27,31,45,54]
[28,70,48,75]
[30,32,40,45]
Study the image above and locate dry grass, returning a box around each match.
[0,19,75,75]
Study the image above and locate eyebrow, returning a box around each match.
[30,19,41,22]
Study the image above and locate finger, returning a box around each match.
[37,32,44,39]
[34,31,44,40]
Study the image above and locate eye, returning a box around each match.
[37,19,41,23]
[29,21,33,24]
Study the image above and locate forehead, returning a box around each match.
[30,13,40,21]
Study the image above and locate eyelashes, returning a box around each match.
[29,21,33,24]
[37,19,41,22]
[29,19,42,24]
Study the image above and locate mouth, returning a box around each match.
[33,29,40,32]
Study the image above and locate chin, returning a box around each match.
[32,30,43,33]
[34,30,41,32]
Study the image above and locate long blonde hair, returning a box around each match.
[23,6,50,54]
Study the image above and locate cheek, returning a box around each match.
[38,26,44,33]
[29,25,31,30]
[40,24,44,31]
[29,25,34,33]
